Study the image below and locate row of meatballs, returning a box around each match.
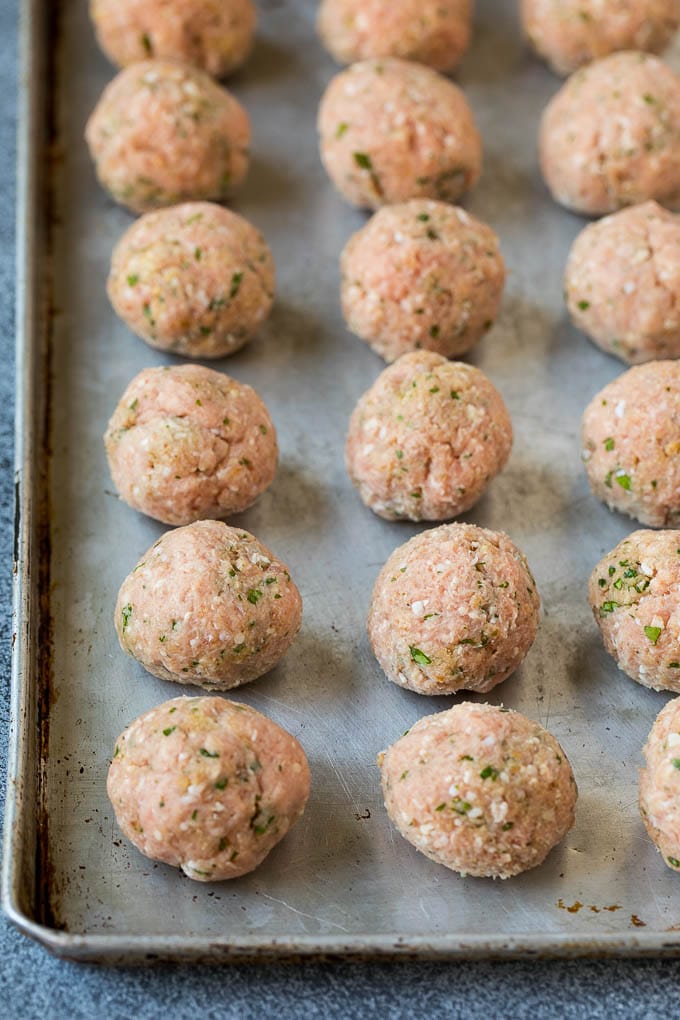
[92,0,680,80]
[107,514,680,883]
[88,3,680,887]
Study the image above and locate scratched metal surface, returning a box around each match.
[5,0,680,961]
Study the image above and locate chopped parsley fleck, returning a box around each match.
[451,390,460,400]
[336,122,349,138]
[230,272,244,299]
[480,765,499,780]
[430,325,440,338]
[194,247,202,261]
[670,662,680,668]
[604,437,615,451]
[218,837,228,852]
[114,745,120,758]
[247,589,262,604]
[162,726,176,736]
[577,300,590,311]
[259,424,268,434]
[410,646,431,665]
[435,803,446,812]
[502,822,514,831]
[141,32,152,55]
[669,857,680,868]
[600,601,620,616]
[672,759,680,770]
[417,213,430,222]
[399,770,409,780]
[353,152,373,170]
[644,625,662,644]
[129,398,138,411]
[598,578,606,588]
[616,473,632,491]
[429,386,440,394]
[191,810,198,821]
[215,777,229,790]
[395,449,404,459]
[121,604,133,631]
[127,274,139,287]
[460,755,473,762]
[199,748,219,758]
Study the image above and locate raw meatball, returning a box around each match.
[581,361,680,526]
[589,529,680,691]
[368,524,540,695]
[566,202,680,363]
[379,702,577,878]
[341,201,505,362]
[317,0,472,73]
[108,696,310,881]
[85,60,250,213]
[90,0,257,77]
[640,696,680,873]
[318,58,482,210]
[105,365,277,526]
[522,0,680,76]
[346,352,512,522]
[108,203,275,358]
[539,51,680,215]
[115,521,302,688]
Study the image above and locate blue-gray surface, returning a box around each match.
[1,2,680,1017]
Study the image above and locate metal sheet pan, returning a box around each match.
[4,0,680,963]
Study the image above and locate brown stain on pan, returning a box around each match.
[34,0,63,934]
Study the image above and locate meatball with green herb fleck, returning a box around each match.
[540,51,680,215]
[522,0,680,77]
[85,60,250,213]
[108,696,310,882]
[105,365,277,526]
[368,524,540,696]
[581,361,680,526]
[108,203,274,358]
[379,702,577,878]
[317,0,472,72]
[318,58,482,210]
[115,522,302,689]
[589,529,680,691]
[90,0,257,77]
[566,202,680,363]
[640,696,680,873]
[341,201,505,362]
[346,352,512,522]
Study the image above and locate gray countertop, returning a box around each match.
[2,0,680,1014]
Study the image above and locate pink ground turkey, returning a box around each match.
[108,203,275,358]
[581,360,680,526]
[105,365,278,526]
[341,200,505,362]
[115,521,302,689]
[346,351,512,522]
[379,702,577,878]
[566,201,680,363]
[589,529,680,691]
[522,0,680,76]
[85,60,250,212]
[318,58,482,210]
[640,696,680,874]
[90,0,257,77]
[108,696,310,881]
[317,0,472,72]
[539,51,680,215]
[368,523,540,695]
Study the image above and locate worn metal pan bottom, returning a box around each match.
[4,0,680,962]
